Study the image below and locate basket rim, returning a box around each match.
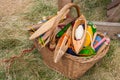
[33,36,110,64]
[64,45,109,63]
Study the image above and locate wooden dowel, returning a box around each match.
[92,21,120,27]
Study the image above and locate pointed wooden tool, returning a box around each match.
[29,16,57,40]
[29,9,70,40]
[72,15,87,54]
[54,27,72,63]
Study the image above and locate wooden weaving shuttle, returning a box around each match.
[54,27,72,63]
[72,15,87,54]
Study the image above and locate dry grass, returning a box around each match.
[0,0,33,17]
[0,0,120,80]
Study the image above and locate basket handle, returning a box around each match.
[57,3,81,18]
[51,3,81,31]
[49,3,81,49]
[54,3,80,25]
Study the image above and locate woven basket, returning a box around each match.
[30,3,110,79]
[34,40,109,79]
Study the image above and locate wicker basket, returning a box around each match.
[34,40,109,79]
[29,3,110,79]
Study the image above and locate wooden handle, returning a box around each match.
[54,3,80,25]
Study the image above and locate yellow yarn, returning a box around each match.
[84,25,93,47]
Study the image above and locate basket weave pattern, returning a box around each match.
[34,40,109,79]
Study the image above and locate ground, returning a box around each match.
[0,0,120,80]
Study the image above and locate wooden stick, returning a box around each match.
[92,21,120,27]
